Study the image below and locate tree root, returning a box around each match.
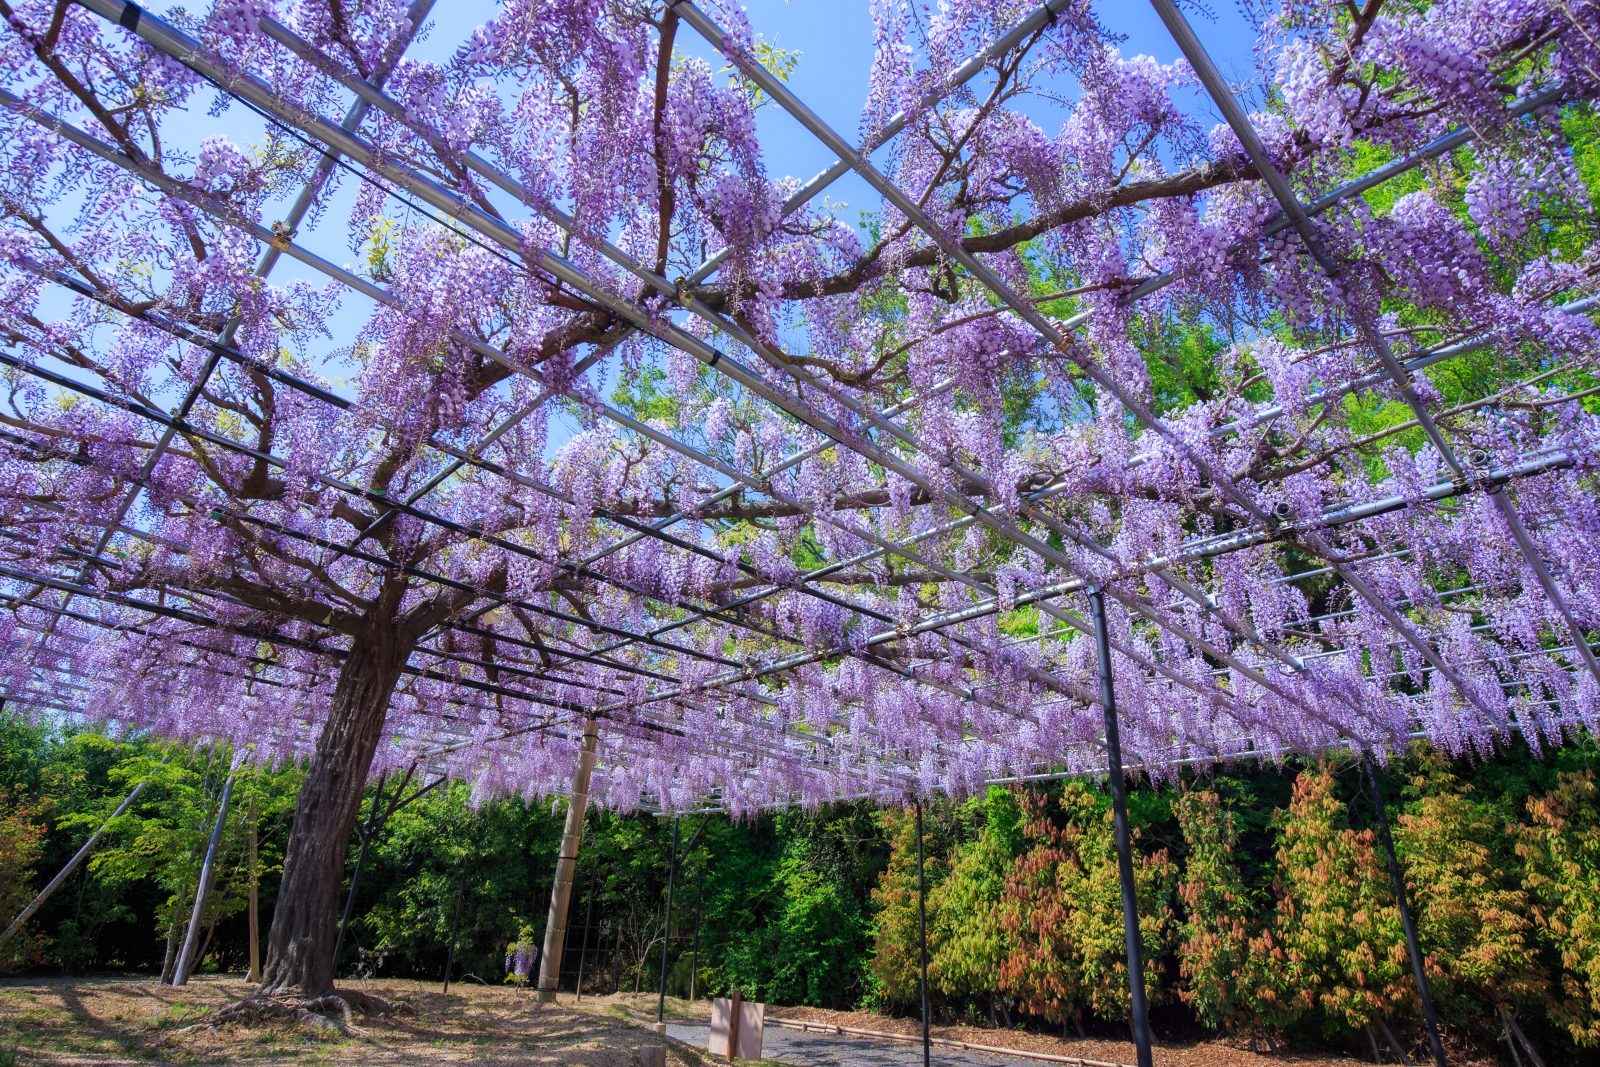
[334,987,410,1016]
[177,987,407,1035]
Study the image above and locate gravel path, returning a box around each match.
[665,1022,1019,1067]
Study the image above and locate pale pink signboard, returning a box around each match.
[707,996,764,1060]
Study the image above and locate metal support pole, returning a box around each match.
[689,865,705,1003]
[657,816,681,1025]
[575,863,598,1000]
[611,922,623,994]
[1363,756,1448,1067]
[332,828,374,977]
[0,778,148,949]
[442,852,469,995]
[333,772,389,974]
[915,797,931,1067]
[537,718,599,1001]
[1090,589,1154,1067]
[172,770,237,986]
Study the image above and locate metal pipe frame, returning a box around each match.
[0,106,1075,764]
[665,0,1568,747]
[1091,589,1154,1067]
[6,0,436,651]
[52,5,1160,725]
[24,1,1565,729]
[0,0,1590,806]
[1147,0,1600,697]
[0,95,1152,783]
[155,0,1409,747]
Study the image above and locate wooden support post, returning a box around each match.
[536,718,599,1002]
[173,770,238,986]
[246,799,260,984]
[0,778,149,949]
[728,989,742,1061]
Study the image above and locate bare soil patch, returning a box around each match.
[0,980,1498,1067]
[766,1004,1497,1067]
[0,976,774,1066]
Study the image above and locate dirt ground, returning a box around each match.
[0,978,1498,1067]
[769,1005,1499,1067]
[0,977,778,1067]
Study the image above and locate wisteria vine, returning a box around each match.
[0,0,1597,822]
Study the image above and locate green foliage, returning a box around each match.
[1173,789,1258,1033]
[1267,764,1411,1035]
[1132,315,1229,414]
[609,363,682,426]
[0,717,304,975]
[696,805,884,1008]
[1567,103,1600,214]
[927,822,1011,1004]
[1517,769,1600,1046]
[867,807,931,1009]
[351,781,563,981]
[999,783,1176,1026]
[5,708,1600,1063]
[0,800,45,971]
[985,786,1023,857]
[1391,757,1547,1034]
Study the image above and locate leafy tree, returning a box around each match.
[1000,783,1175,1031]
[1517,769,1600,1047]
[702,805,885,1008]
[763,836,871,1005]
[927,828,1011,1018]
[1268,765,1412,1042]
[0,800,45,970]
[868,806,942,1010]
[1392,757,1548,1044]
[352,782,563,983]
[1173,788,1260,1035]
[926,790,1022,1020]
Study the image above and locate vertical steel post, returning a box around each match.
[575,863,598,1000]
[1364,755,1448,1067]
[333,773,387,976]
[442,853,469,995]
[333,828,373,977]
[1090,588,1154,1067]
[246,798,260,984]
[915,797,931,1067]
[689,864,705,1002]
[657,816,681,1025]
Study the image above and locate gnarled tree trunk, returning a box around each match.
[260,629,409,998]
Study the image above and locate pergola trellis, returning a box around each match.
[1,0,1597,1056]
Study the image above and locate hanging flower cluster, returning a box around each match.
[0,0,1595,819]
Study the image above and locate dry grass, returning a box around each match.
[0,976,777,1067]
[0,978,1500,1067]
